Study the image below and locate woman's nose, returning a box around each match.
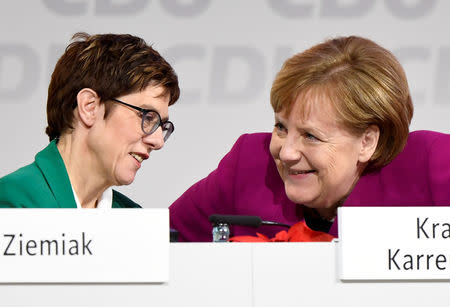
[279,136,302,164]
[143,126,165,150]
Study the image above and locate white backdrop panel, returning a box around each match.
[1,0,449,208]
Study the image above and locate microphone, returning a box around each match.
[208,214,291,242]
[208,214,291,228]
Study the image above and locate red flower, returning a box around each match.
[229,221,335,242]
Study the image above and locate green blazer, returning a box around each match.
[0,140,140,208]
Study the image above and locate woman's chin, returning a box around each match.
[285,189,318,206]
[115,173,136,186]
[285,192,335,210]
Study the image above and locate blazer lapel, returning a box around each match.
[34,140,77,208]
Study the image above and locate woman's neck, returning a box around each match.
[313,165,366,221]
[57,133,110,208]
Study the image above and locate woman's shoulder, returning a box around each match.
[0,162,47,207]
[231,132,272,156]
[407,130,450,146]
[0,162,42,188]
[221,132,274,172]
[401,130,450,160]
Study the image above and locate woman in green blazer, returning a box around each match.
[0,33,180,208]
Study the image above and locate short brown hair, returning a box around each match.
[271,36,413,171]
[46,32,180,141]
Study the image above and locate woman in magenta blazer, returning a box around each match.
[170,36,450,242]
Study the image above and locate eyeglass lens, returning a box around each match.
[142,111,173,141]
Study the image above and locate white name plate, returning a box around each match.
[338,207,450,280]
[0,209,169,283]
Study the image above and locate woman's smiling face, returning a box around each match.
[269,89,369,209]
[88,85,170,187]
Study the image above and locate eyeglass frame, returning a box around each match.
[110,98,174,142]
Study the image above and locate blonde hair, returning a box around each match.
[271,36,413,171]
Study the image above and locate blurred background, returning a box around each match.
[1,0,449,208]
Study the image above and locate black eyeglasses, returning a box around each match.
[111,98,174,142]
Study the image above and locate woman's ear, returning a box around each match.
[76,88,101,127]
[358,125,380,163]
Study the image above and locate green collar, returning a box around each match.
[35,140,123,208]
[35,140,77,208]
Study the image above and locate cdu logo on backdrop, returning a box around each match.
[0,44,40,100]
[268,0,437,19]
[41,0,211,16]
[1,0,449,106]
[41,0,437,18]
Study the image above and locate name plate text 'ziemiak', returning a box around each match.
[0,209,169,283]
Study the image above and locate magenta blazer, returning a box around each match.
[170,130,450,242]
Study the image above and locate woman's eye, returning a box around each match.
[274,122,287,137]
[274,122,286,132]
[143,112,158,124]
[305,132,319,141]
